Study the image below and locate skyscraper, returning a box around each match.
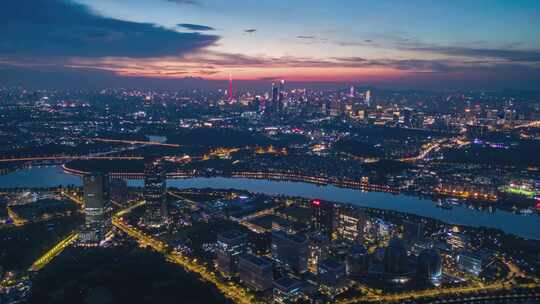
[308,233,331,273]
[346,244,369,277]
[278,79,286,112]
[311,200,335,238]
[228,72,233,101]
[143,157,167,226]
[403,219,424,244]
[80,172,110,246]
[271,82,279,104]
[365,89,371,107]
[416,249,443,285]
[337,207,366,242]
[383,238,408,275]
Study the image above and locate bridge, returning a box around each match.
[60,191,84,207]
[513,120,540,129]
[0,156,143,163]
[29,232,79,272]
[89,138,180,148]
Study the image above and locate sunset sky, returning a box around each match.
[1,0,540,89]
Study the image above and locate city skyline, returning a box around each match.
[1,0,540,89]
[1,2,540,303]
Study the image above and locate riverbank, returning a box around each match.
[1,166,539,239]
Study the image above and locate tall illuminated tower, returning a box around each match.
[365,89,371,107]
[271,82,279,103]
[143,157,168,227]
[80,172,110,246]
[279,79,286,112]
[229,73,233,101]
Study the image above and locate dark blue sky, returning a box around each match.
[1,0,539,89]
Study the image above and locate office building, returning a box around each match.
[457,251,489,276]
[80,172,110,246]
[346,244,369,277]
[273,277,302,304]
[365,89,371,107]
[308,233,331,273]
[376,219,392,240]
[384,238,408,275]
[270,81,285,114]
[337,208,366,242]
[271,230,309,273]
[318,258,347,297]
[143,157,168,226]
[447,232,470,251]
[238,253,273,291]
[403,219,424,244]
[311,200,335,239]
[109,178,128,205]
[416,249,443,285]
[216,230,248,278]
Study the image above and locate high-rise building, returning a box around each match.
[457,251,488,276]
[80,172,110,246]
[143,157,167,226]
[403,219,424,244]
[308,233,331,273]
[337,208,366,242]
[238,253,273,291]
[311,200,335,239]
[346,244,369,277]
[109,178,128,205]
[383,238,408,275]
[271,81,280,114]
[228,73,233,101]
[365,90,371,107]
[318,258,348,298]
[216,230,248,278]
[416,249,443,285]
[402,109,413,127]
[446,232,470,251]
[376,219,392,240]
[271,230,309,273]
[277,79,286,113]
[273,277,302,304]
[329,98,341,116]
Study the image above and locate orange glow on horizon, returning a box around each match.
[67,54,422,82]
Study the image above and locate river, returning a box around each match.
[0,166,539,240]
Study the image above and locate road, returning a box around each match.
[112,205,260,304]
[401,138,447,162]
[338,281,539,303]
[6,206,27,226]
